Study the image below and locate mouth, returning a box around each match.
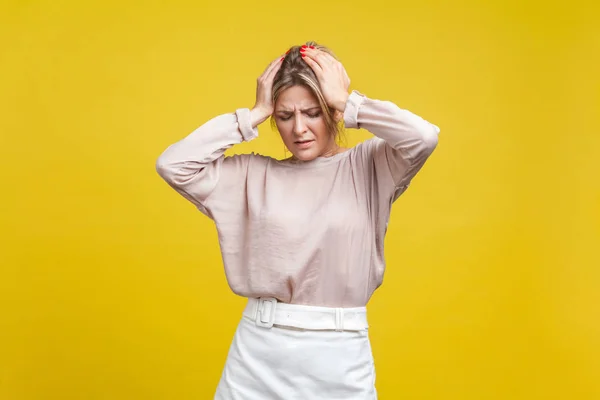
[294,139,315,149]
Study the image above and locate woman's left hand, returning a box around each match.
[301,46,351,112]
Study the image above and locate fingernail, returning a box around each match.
[301,54,306,58]
[280,57,284,61]
[301,45,307,49]
[309,45,315,49]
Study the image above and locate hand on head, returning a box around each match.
[249,42,350,160]
[299,45,351,113]
[252,42,351,123]
[252,55,284,119]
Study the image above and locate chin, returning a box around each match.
[291,149,320,161]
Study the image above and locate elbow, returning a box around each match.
[155,153,177,183]
[155,153,205,189]
[419,122,440,155]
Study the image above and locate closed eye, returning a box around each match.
[276,108,321,120]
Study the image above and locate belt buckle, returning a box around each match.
[255,297,277,328]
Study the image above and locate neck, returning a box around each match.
[319,143,342,158]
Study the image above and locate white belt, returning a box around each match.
[243,297,369,332]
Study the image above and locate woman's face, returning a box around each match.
[273,85,337,161]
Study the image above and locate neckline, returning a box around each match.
[273,147,353,169]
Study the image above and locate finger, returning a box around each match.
[265,57,282,75]
[267,55,285,77]
[301,48,326,70]
[306,48,337,68]
[317,51,338,65]
[261,55,284,78]
[344,69,351,85]
[301,49,329,72]
[302,52,323,76]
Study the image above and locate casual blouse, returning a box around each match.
[156,90,439,307]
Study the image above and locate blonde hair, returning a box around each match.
[270,41,345,144]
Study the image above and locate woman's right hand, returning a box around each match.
[250,56,283,127]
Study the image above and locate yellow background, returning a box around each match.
[1,0,599,398]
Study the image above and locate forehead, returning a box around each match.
[275,85,319,111]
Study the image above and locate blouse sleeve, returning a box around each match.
[344,90,440,202]
[155,108,258,217]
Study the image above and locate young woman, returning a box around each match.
[156,41,440,399]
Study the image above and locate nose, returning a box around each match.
[293,114,308,135]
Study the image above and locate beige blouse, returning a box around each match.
[156,90,440,307]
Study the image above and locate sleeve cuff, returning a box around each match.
[343,90,367,129]
[235,108,259,142]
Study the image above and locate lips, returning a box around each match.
[294,139,315,149]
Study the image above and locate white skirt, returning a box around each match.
[214,297,378,399]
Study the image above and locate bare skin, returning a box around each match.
[249,47,352,161]
[273,85,344,161]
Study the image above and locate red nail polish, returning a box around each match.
[280,57,284,61]
[309,45,315,49]
[301,45,307,49]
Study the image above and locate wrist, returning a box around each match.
[332,93,350,113]
[250,106,272,127]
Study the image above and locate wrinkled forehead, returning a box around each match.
[275,85,320,112]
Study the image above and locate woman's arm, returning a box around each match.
[156,56,282,215]
[301,47,439,198]
[344,90,440,191]
[155,107,269,213]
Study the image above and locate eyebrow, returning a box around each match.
[275,106,321,113]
